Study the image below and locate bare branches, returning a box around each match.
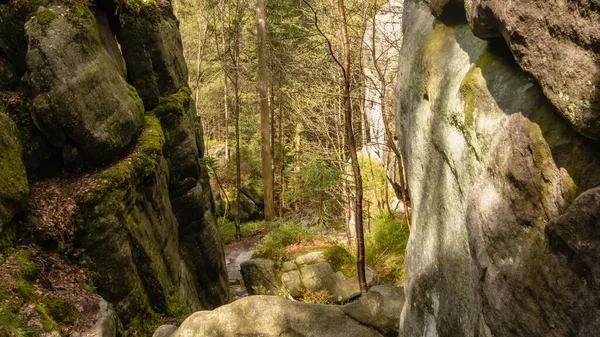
[300,0,347,81]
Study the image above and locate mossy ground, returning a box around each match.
[0,248,97,336]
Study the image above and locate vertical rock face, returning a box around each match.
[0,0,228,331]
[0,112,28,248]
[396,0,600,336]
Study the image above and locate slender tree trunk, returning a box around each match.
[294,123,302,213]
[220,0,230,161]
[278,80,284,217]
[256,0,275,221]
[338,0,367,294]
[233,0,242,240]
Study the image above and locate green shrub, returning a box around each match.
[217,219,278,244]
[252,222,317,262]
[365,213,409,285]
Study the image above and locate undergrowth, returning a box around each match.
[252,222,317,262]
[364,213,409,286]
[218,219,279,244]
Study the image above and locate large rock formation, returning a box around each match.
[423,0,600,139]
[25,4,144,164]
[0,0,228,332]
[168,287,405,337]
[396,1,600,336]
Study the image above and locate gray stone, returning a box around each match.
[299,262,377,303]
[295,251,325,265]
[241,259,278,295]
[170,295,383,337]
[152,325,178,337]
[342,286,405,337]
[464,0,600,139]
[281,270,303,297]
[25,5,144,164]
[301,262,335,292]
[396,1,600,336]
[282,261,297,272]
[72,299,117,337]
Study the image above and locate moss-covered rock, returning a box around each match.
[25,4,144,165]
[148,89,228,308]
[75,117,201,330]
[0,111,28,249]
[116,0,187,110]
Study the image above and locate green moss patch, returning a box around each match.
[149,88,192,119]
[35,8,58,36]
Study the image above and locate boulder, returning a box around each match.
[463,0,600,139]
[281,270,303,297]
[240,258,279,295]
[240,180,264,208]
[297,262,377,303]
[295,251,325,265]
[342,286,405,337]
[72,298,117,337]
[153,325,178,337]
[25,5,144,164]
[170,295,383,337]
[0,111,28,248]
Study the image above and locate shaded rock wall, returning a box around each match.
[0,0,228,330]
[0,111,28,248]
[395,0,600,336]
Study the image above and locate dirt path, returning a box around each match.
[224,238,258,299]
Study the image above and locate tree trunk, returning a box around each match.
[256,0,275,221]
[219,0,230,161]
[233,0,242,240]
[278,80,284,217]
[337,0,367,294]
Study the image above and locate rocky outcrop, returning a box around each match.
[396,0,600,336]
[25,5,144,164]
[74,117,203,325]
[0,0,228,332]
[164,286,404,337]
[464,0,600,139]
[0,111,28,248]
[424,0,600,139]
[170,295,386,337]
[242,252,378,303]
[342,285,405,337]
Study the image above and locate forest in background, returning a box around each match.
[172,0,410,288]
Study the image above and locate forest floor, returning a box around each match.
[0,176,103,336]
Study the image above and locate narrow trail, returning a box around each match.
[224,238,259,299]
